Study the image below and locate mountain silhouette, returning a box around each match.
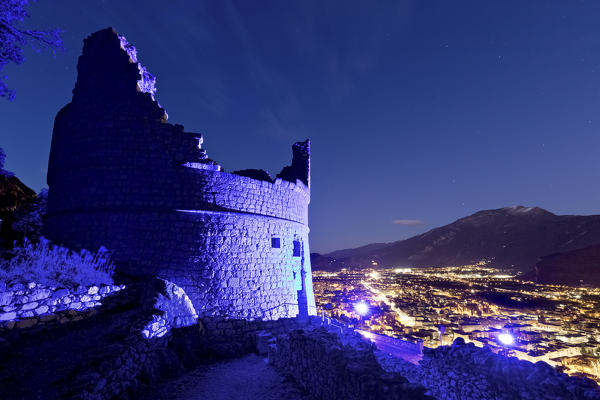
[312,206,600,276]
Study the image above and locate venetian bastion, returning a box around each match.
[44,28,315,321]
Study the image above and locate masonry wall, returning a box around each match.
[0,281,125,330]
[269,328,432,400]
[47,210,314,319]
[378,339,600,400]
[44,28,315,320]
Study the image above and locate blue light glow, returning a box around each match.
[354,301,369,316]
[498,333,514,346]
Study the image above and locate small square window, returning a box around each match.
[293,240,301,257]
[271,237,281,248]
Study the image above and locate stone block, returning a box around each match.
[0,311,17,321]
[21,302,39,311]
[35,305,50,315]
[30,288,52,301]
[0,292,15,309]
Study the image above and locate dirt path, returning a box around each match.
[146,354,313,400]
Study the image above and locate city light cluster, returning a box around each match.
[313,265,600,383]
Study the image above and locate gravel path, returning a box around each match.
[145,354,313,400]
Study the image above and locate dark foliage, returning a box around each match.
[12,187,47,240]
[0,147,37,250]
[0,236,115,287]
[0,0,63,100]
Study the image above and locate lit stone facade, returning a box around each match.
[44,28,315,320]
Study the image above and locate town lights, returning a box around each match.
[354,301,369,316]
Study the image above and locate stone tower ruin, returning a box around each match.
[44,28,315,320]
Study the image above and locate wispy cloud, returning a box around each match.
[287,1,417,105]
[259,107,305,140]
[223,0,303,141]
[392,219,425,226]
[190,74,231,115]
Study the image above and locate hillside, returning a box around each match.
[0,175,35,213]
[524,243,600,286]
[0,171,37,249]
[312,206,600,273]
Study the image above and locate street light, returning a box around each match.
[498,333,514,345]
[354,301,369,316]
[354,301,369,330]
[498,332,514,356]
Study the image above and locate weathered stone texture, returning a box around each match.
[268,328,432,400]
[0,281,124,331]
[44,28,315,320]
[378,338,600,400]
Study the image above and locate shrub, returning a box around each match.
[12,188,47,240]
[0,237,115,288]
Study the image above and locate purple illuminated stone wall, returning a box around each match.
[44,28,315,320]
[0,281,125,330]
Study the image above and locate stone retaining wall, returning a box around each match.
[378,338,600,400]
[67,309,317,399]
[0,281,124,330]
[268,328,432,400]
[0,280,203,400]
[200,316,310,357]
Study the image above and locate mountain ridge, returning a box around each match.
[311,206,600,280]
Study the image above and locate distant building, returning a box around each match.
[556,333,588,345]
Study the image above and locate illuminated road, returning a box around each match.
[363,281,416,326]
[358,330,423,365]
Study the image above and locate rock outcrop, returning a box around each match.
[378,338,600,400]
[269,328,432,400]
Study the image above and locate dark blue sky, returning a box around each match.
[1,0,600,253]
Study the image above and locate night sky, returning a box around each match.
[1,1,600,253]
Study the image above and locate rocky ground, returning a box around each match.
[2,287,599,400]
[141,353,313,400]
[377,338,600,400]
[0,281,206,400]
